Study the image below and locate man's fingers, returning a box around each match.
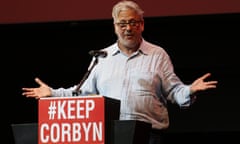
[35,77,47,86]
[200,73,211,80]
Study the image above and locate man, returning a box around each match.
[22,1,218,143]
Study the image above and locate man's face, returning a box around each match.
[114,9,144,49]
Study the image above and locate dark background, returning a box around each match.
[1,13,240,143]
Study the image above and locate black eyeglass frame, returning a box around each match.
[115,20,143,28]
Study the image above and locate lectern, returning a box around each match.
[12,95,152,144]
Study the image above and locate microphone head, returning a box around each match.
[89,50,107,58]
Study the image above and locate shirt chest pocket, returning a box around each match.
[130,71,154,91]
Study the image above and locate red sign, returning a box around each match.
[38,95,105,144]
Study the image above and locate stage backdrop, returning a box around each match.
[0,0,240,24]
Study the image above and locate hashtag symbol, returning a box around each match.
[48,101,57,120]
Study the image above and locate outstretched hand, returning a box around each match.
[22,77,52,99]
[190,73,218,95]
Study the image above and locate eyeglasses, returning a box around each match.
[115,20,142,29]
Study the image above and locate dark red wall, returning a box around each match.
[1,0,240,24]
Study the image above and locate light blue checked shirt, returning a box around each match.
[51,39,192,129]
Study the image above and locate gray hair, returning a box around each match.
[112,0,144,23]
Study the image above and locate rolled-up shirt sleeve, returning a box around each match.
[51,86,76,97]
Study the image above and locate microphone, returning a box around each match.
[89,50,107,58]
[73,50,106,96]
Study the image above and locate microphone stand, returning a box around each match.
[72,57,99,96]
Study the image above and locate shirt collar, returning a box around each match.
[111,38,150,56]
